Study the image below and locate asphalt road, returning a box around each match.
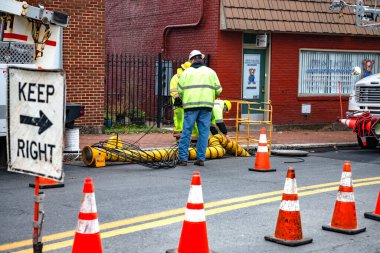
[0,147,380,253]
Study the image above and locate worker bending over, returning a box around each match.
[210,99,231,142]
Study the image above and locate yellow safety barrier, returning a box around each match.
[223,100,273,155]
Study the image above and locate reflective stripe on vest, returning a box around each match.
[178,66,222,110]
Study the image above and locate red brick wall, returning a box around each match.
[29,0,105,130]
[105,0,220,63]
[271,33,380,125]
[217,32,243,102]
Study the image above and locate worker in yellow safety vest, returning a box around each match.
[170,61,199,140]
[210,99,232,142]
[177,50,223,166]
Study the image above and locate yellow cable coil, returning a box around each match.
[210,134,250,157]
[82,136,177,166]
[82,134,248,167]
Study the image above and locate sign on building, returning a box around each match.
[7,67,65,181]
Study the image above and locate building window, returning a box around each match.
[299,50,380,96]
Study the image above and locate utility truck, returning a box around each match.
[330,0,380,149]
[0,0,84,165]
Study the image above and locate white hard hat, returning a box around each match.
[189,50,204,61]
[351,66,362,76]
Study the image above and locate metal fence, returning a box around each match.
[105,53,209,128]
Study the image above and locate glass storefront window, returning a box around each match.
[299,50,380,96]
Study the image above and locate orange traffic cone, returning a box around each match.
[339,118,357,129]
[364,190,380,221]
[166,171,216,253]
[29,177,64,189]
[249,127,275,172]
[322,160,366,234]
[72,178,103,253]
[265,166,312,246]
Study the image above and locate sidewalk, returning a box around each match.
[78,130,358,150]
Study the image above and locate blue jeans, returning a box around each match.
[178,109,211,161]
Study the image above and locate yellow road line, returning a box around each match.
[33,180,380,253]
[2,177,379,252]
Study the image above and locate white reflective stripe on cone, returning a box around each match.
[340,172,353,187]
[259,134,267,143]
[188,185,204,204]
[76,219,100,234]
[341,119,349,126]
[283,178,298,194]
[80,193,97,213]
[279,200,300,211]
[257,145,268,152]
[337,191,355,202]
[184,208,206,222]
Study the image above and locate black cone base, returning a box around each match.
[264,235,313,247]
[248,168,276,172]
[322,224,366,235]
[364,212,380,221]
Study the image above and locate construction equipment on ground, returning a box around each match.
[82,133,250,168]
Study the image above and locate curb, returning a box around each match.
[63,142,358,163]
[271,142,358,150]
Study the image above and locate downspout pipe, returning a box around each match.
[161,0,204,53]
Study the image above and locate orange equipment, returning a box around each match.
[364,190,380,221]
[29,177,64,189]
[72,178,103,253]
[166,171,215,253]
[265,166,312,246]
[322,160,366,234]
[249,127,275,172]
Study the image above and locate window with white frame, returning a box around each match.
[299,50,380,96]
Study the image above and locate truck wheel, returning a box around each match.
[357,136,379,149]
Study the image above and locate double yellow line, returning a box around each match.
[2,176,380,252]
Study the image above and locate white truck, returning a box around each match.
[330,0,380,149]
[344,73,380,148]
[0,0,84,165]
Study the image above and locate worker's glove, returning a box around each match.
[225,134,231,143]
[173,97,182,107]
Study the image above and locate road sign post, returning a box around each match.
[7,67,65,252]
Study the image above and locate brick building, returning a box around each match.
[106,0,380,126]
[29,0,105,132]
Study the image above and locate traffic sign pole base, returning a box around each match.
[264,235,313,247]
[248,168,276,172]
[322,224,366,235]
[364,212,380,221]
[29,183,64,189]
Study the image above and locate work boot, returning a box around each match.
[177,160,187,166]
[194,160,204,166]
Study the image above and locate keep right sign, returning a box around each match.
[7,67,65,181]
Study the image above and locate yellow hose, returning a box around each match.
[82,134,248,167]
[210,134,250,157]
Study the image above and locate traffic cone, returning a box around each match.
[166,171,216,253]
[364,190,380,221]
[322,160,366,234]
[249,127,275,172]
[339,118,357,129]
[72,178,103,253]
[265,166,312,246]
[29,177,64,189]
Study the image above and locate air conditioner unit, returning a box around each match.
[256,34,267,48]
